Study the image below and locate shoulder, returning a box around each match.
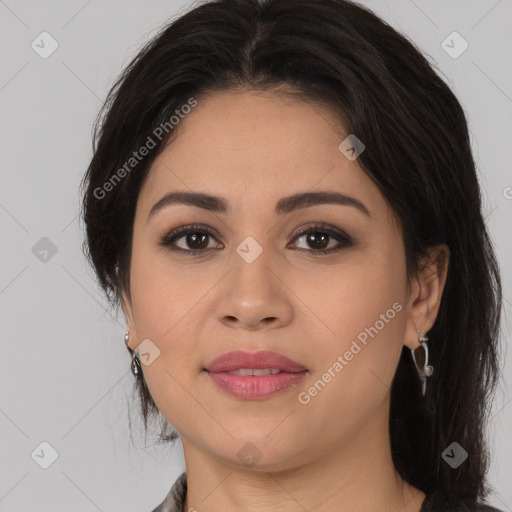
[421,490,505,512]
[150,472,187,512]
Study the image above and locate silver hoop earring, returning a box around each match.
[410,329,434,396]
[125,332,142,379]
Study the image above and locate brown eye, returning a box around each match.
[158,224,222,254]
[181,232,210,250]
[290,224,353,254]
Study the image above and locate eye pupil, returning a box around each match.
[307,232,329,250]
[187,232,208,249]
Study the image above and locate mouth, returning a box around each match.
[204,350,308,400]
[204,349,307,373]
[224,368,282,376]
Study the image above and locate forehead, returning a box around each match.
[136,89,390,224]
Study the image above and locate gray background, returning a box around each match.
[0,0,511,510]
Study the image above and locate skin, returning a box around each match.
[121,88,450,512]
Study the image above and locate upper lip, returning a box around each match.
[204,350,307,373]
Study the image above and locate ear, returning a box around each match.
[403,244,450,350]
[120,286,139,352]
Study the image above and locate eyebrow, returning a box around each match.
[147,190,372,223]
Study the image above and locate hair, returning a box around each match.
[79,0,503,503]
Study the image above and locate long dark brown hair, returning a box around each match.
[79,0,503,502]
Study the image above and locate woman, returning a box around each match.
[80,0,505,510]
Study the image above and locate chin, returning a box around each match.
[209,434,306,472]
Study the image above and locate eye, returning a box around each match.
[158,224,222,255]
[289,223,353,254]
[158,223,353,255]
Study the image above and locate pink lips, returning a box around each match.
[204,350,308,400]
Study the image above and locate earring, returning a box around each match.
[410,329,434,396]
[125,331,142,379]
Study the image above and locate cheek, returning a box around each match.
[128,246,199,404]
[301,242,407,395]
[298,248,405,348]
[129,238,196,337]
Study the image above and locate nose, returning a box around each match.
[215,254,294,331]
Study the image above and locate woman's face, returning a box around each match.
[122,88,424,470]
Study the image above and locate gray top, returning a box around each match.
[150,472,504,512]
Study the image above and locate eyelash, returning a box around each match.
[157,223,353,256]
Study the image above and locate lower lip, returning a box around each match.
[206,371,308,399]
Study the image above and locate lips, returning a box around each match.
[204,350,308,399]
[204,350,307,373]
